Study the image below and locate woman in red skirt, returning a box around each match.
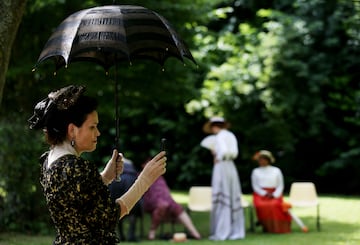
[251,150,308,233]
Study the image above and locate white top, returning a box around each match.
[200,135,216,151]
[251,165,284,198]
[47,141,79,168]
[213,129,238,162]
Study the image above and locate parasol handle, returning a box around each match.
[114,63,121,181]
[114,64,119,149]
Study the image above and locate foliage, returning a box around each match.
[0,114,52,233]
[1,0,216,233]
[186,0,360,192]
[1,0,360,234]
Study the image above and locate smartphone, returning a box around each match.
[161,138,167,152]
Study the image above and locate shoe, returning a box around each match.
[302,226,309,233]
[282,202,292,212]
[148,230,156,240]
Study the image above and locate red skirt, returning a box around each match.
[253,188,292,233]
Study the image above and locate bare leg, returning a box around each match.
[148,204,168,240]
[288,211,308,232]
[177,211,201,239]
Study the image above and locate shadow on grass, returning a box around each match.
[143,213,360,245]
[1,194,359,245]
[0,216,359,245]
[243,216,360,245]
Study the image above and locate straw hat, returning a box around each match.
[254,150,275,163]
[202,116,230,134]
[172,232,187,242]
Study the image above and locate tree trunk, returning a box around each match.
[0,0,27,107]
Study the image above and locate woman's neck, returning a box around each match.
[47,141,79,167]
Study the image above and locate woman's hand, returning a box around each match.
[116,151,166,218]
[265,192,274,199]
[140,151,167,184]
[101,149,124,185]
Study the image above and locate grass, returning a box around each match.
[0,193,359,245]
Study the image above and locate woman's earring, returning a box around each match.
[71,139,75,147]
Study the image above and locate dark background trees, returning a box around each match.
[0,0,359,233]
[0,0,27,106]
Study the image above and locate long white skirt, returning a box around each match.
[210,160,246,240]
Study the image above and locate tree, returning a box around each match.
[186,0,360,193]
[0,0,27,106]
[0,0,215,233]
[1,0,359,234]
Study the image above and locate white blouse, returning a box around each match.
[251,165,284,198]
[213,129,238,162]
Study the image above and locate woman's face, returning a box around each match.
[258,156,270,167]
[72,111,100,154]
[211,125,221,134]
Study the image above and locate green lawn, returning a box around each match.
[0,193,359,245]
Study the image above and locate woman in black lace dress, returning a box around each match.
[29,85,167,244]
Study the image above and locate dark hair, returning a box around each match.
[45,95,98,145]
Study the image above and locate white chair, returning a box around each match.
[187,186,212,212]
[187,186,255,232]
[289,182,320,231]
[241,198,255,232]
[161,187,211,238]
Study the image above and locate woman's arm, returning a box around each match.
[251,169,267,196]
[116,151,166,218]
[272,168,284,198]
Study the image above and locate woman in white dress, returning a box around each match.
[201,117,245,241]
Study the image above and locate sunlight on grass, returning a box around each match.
[171,190,190,205]
[172,192,360,245]
[0,194,359,245]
